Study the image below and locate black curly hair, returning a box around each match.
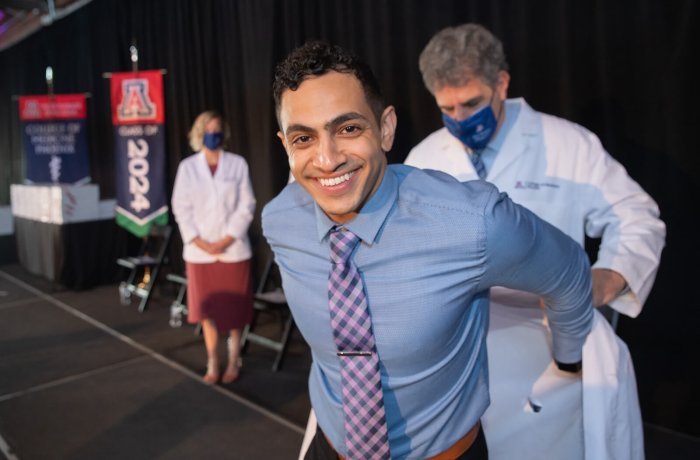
[273,40,386,126]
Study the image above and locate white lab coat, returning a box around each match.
[405,98,665,460]
[171,150,256,263]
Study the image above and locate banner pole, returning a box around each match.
[46,66,54,97]
[130,42,138,73]
[128,42,147,260]
[102,70,167,79]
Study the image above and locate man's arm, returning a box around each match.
[481,188,594,367]
[591,268,627,308]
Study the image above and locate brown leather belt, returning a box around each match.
[328,421,481,460]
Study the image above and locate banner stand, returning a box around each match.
[13,67,93,185]
[105,43,169,238]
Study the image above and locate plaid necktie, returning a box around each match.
[328,227,390,459]
[471,150,487,179]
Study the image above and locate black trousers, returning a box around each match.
[304,424,489,460]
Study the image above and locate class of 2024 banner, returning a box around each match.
[110,70,168,237]
[19,94,91,185]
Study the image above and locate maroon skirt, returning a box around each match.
[185,260,253,332]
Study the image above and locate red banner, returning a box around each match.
[19,94,87,121]
[110,70,165,125]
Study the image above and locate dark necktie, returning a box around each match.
[328,227,390,459]
[471,150,487,179]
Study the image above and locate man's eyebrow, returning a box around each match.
[461,95,483,105]
[439,95,483,111]
[325,112,369,131]
[284,124,314,137]
[284,112,370,137]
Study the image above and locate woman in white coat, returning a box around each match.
[172,111,256,384]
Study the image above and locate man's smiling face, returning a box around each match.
[277,70,396,224]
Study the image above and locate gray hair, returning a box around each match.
[419,23,509,94]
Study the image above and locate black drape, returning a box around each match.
[0,0,698,437]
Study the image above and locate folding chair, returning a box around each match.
[165,273,202,335]
[166,273,188,327]
[116,224,172,312]
[240,254,295,372]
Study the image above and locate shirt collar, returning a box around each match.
[485,99,520,154]
[314,166,398,245]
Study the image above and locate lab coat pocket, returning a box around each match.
[218,179,240,210]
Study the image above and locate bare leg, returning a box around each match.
[201,319,220,384]
[222,328,242,383]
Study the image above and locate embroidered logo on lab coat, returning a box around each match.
[514,181,560,190]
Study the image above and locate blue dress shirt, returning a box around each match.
[262,165,593,459]
[479,99,521,173]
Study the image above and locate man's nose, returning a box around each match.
[313,135,344,171]
[453,105,471,122]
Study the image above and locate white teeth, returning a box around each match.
[319,172,354,187]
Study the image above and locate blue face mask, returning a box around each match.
[441,104,497,150]
[203,132,223,150]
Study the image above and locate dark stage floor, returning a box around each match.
[1,264,699,459]
[0,264,311,460]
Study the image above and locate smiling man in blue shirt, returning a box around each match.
[263,41,593,460]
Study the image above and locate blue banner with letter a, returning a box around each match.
[110,71,168,237]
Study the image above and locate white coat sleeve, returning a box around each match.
[171,162,199,244]
[579,130,666,318]
[224,160,256,240]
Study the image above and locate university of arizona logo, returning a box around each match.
[22,100,42,119]
[117,79,156,121]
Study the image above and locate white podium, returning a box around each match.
[10,184,101,224]
[10,184,121,287]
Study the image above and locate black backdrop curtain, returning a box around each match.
[0,0,698,437]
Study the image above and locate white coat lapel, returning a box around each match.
[488,99,539,181]
[433,130,479,181]
[196,150,220,200]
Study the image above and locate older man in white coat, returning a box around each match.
[404,24,665,460]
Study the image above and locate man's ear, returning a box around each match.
[380,106,397,152]
[497,70,511,101]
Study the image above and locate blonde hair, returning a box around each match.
[188,110,231,151]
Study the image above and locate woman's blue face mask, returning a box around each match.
[203,132,223,150]
[441,104,497,151]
